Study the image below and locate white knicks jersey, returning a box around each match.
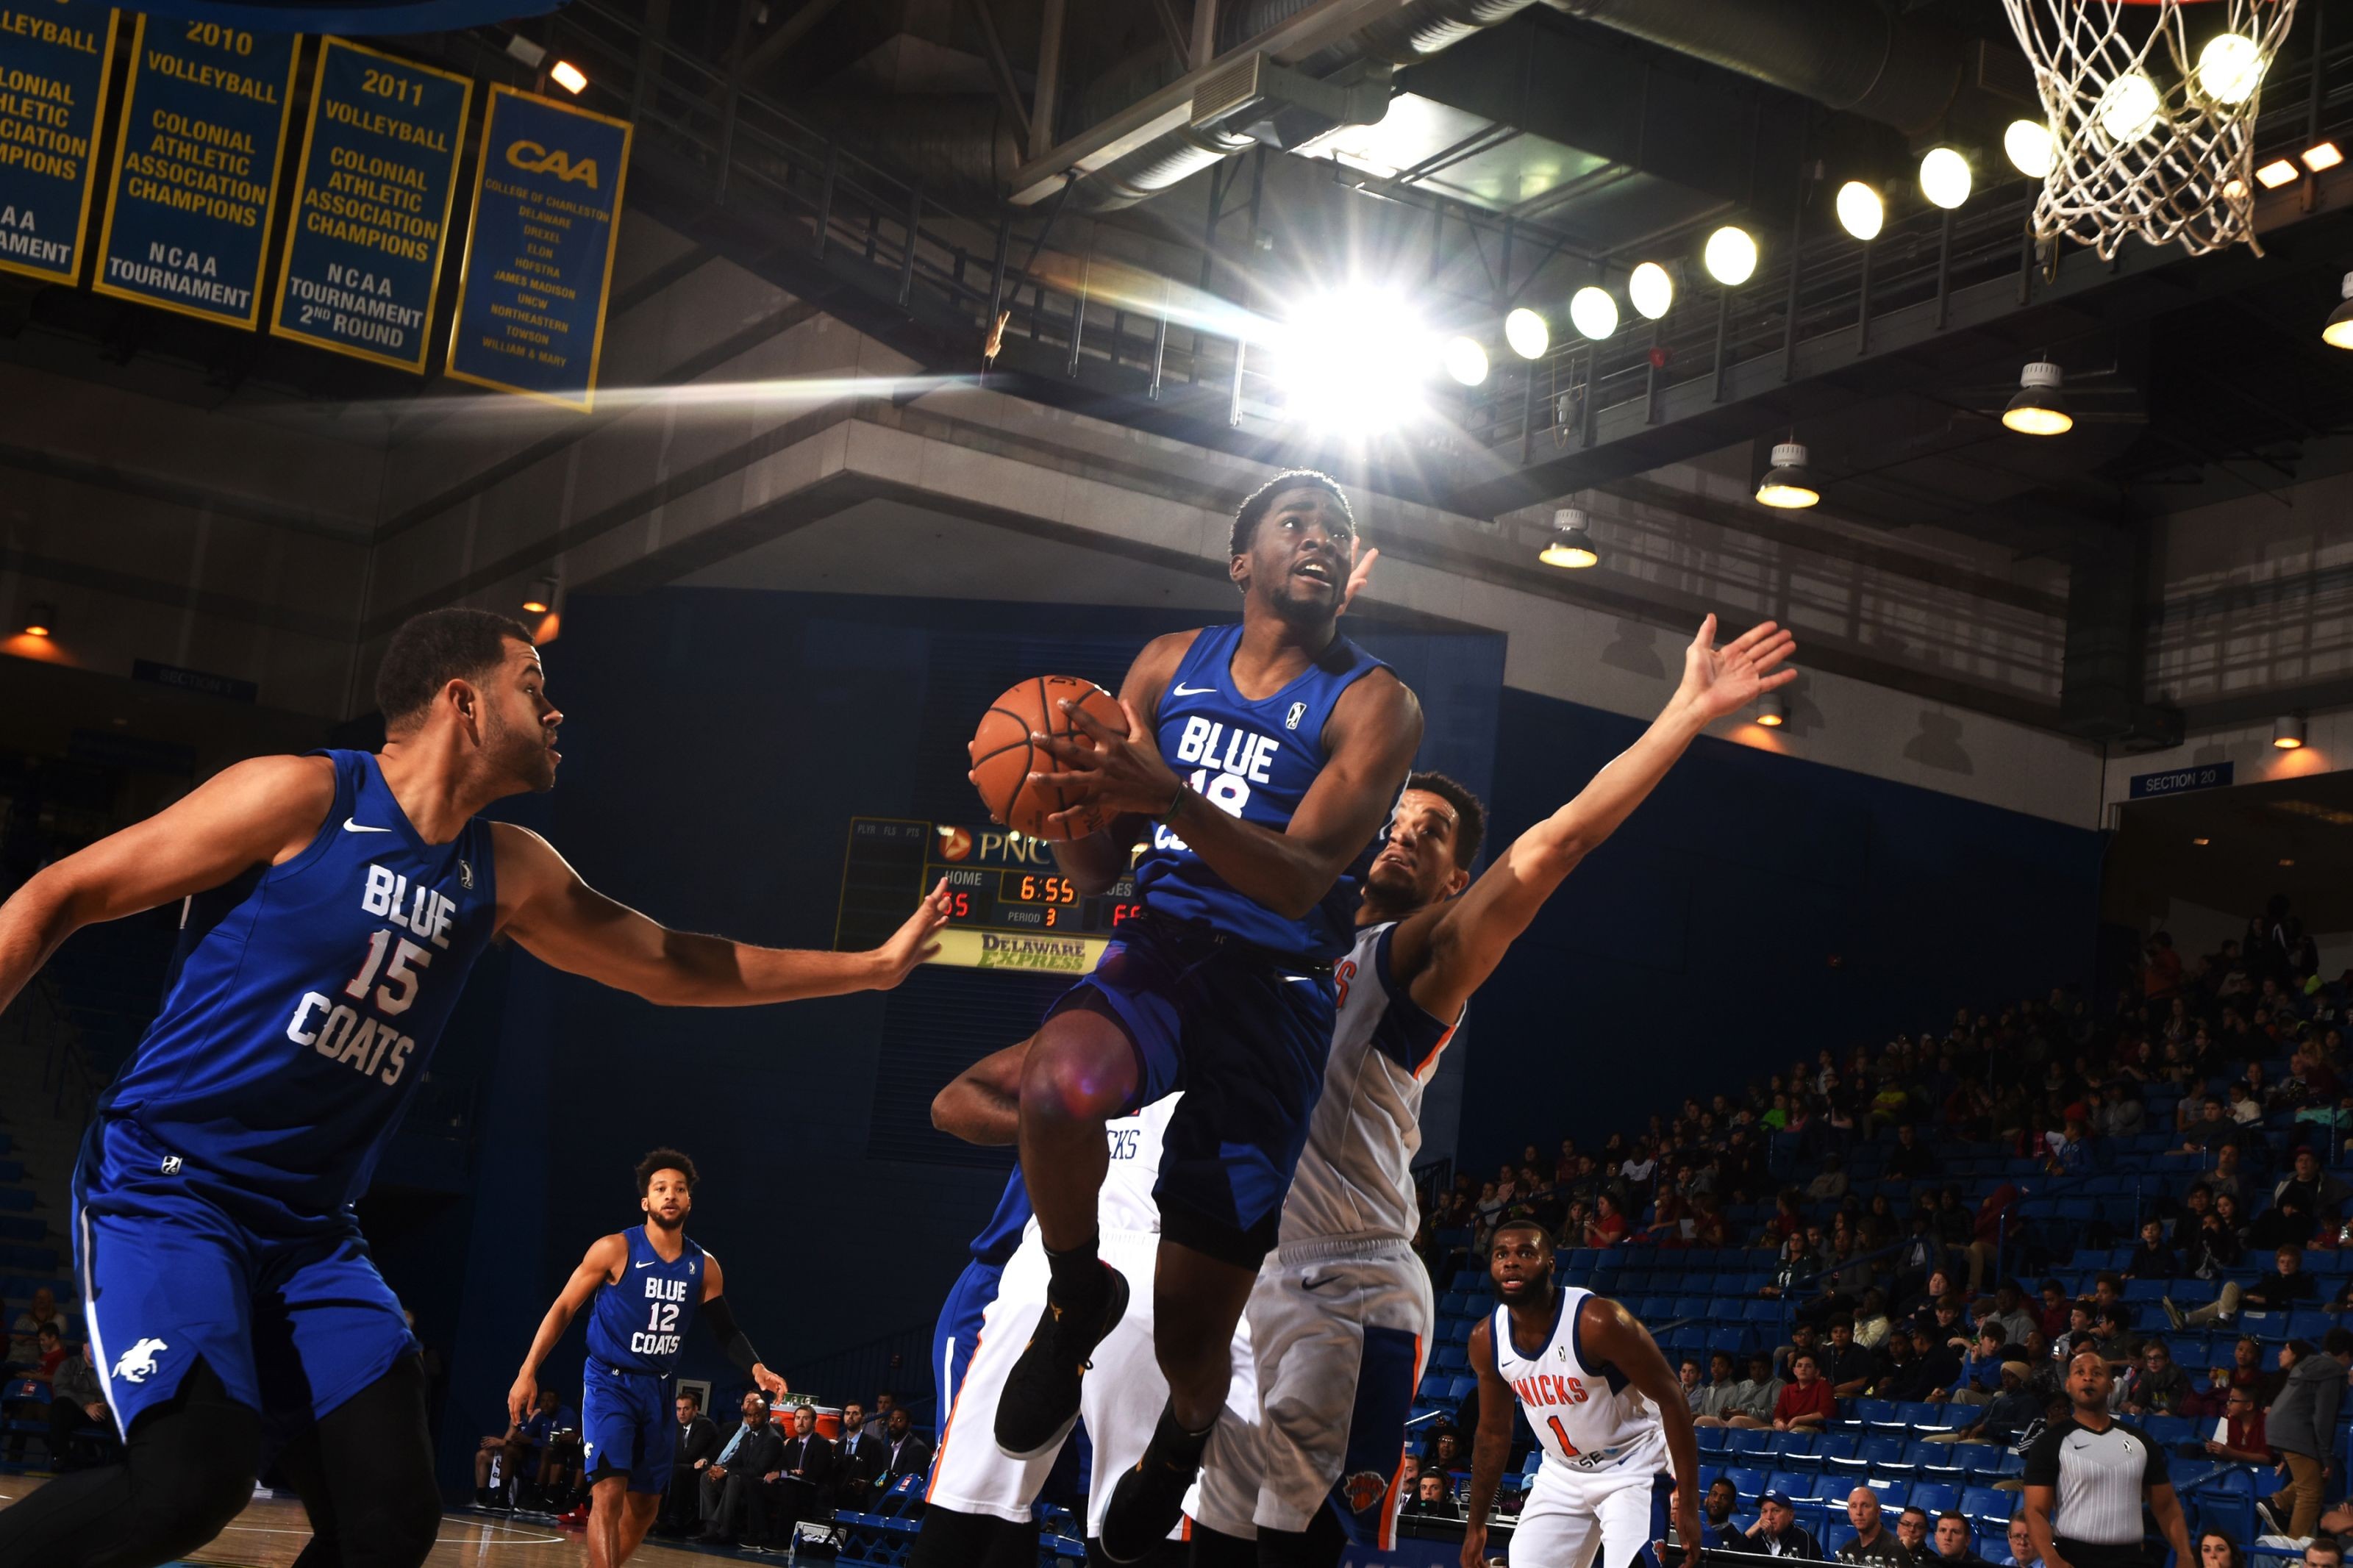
[1493,1287,1664,1473]
[1021,1093,1176,1243]
[1277,922,1462,1247]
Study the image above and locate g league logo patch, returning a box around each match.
[1285,701,1307,731]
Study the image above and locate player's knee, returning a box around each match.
[1020,1034,1129,1124]
[341,1470,444,1567]
[126,1431,257,1555]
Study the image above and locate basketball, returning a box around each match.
[968,676,1126,840]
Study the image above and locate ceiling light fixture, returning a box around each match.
[1442,335,1490,386]
[2004,119,2057,179]
[1628,262,1674,321]
[2192,837,2210,847]
[1539,507,1600,569]
[1504,307,1549,359]
[2195,32,2265,105]
[1755,443,1819,509]
[1755,692,1788,728]
[2255,158,2300,189]
[2002,362,2073,436]
[2273,714,2307,749]
[521,575,560,616]
[1703,226,1758,286]
[2326,273,2353,348]
[504,33,548,68]
[2304,140,2343,172]
[549,59,588,94]
[1919,147,1972,210]
[1835,182,1885,240]
[1569,286,1618,341]
[21,601,54,637]
[2097,74,2163,142]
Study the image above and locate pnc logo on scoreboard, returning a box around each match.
[504,140,601,187]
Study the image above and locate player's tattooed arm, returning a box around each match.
[1396,615,1796,1021]
[491,824,952,1003]
[0,753,336,1017]
[511,1232,626,1425]
[1460,1315,1515,1568]
[1581,1297,1707,1557]
[932,1039,1029,1145]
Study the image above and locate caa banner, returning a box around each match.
[94,16,299,327]
[270,36,467,371]
[0,0,119,284]
[446,82,629,411]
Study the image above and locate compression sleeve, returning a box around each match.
[701,1296,764,1375]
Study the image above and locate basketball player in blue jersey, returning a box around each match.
[1463,1219,1704,1568]
[976,470,1421,1554]
[0,609,951,1568]
[507,1149,779,1568]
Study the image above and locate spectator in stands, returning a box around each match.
[6,1286,63,1369]
[2007,1515,2041,1568]
[2174,1186,2216,1250]
[474,1389,560,1509]
[1429,1431,1464,1472]
[1763,1235,1815,1301]
[2178,1098,2237,1156]
[30,1321,65,1378]
[1933,1511,1996,1568]
[1940,1324,2011,1406]
[1824,1318,1877,1399]
[1772,1353,1835,1433]
[2303,1539,2344,1568]
[1927,1361,2040,1450]
[2185,1207,2244,1281]
[1743,1490,1823,1558]
[2046,1121,2093,1178]
[2120,1341,2190,1417]
[1992,1284,2038,1346]
[42,1340,108,1472]
[1899,1268,1959,1325]
[2210,1148,2249,1204]
[2093,1084,2145,1140]
[659,1392,718,1536]
[2265,1330,2352,1541]
[1964,1185,2022,1296]
[1874,1325,1940,1402]
[878,1404,930,1484]
[2202,1385,2270,1466]
[1838,1486,1913,1567]
[2038,1281,2073,1341]
[696,1391,785,1547]
[1898,1508,1932,1562]
[2191,1529,2238,1568]
[1857,1289,1895,1350]
[2124,1219,2179,1281]
[1679,1358,1709,1415]
[835,1402,886,1508]
[862,1392,899,1438]
[1777,1322,1826,1382]
[1810,1156,1850,1203]
[2279,1149,2352,1218]
[1705,1351,1784,1430]
[2089,1306,2137,1370]
[2173,1243,2317,1330]
[1699,1477,1743,1545]
[2215,1191,2249,1246]
[1404,1472,1460,1520]
[763,1403,833,1544]
[1886,1123,1940,1182]
[2251,1192,2318,1254]
[1585,1191,1629,1249]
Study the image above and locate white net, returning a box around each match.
[2002,0,2302,258]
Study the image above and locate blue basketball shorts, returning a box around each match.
[932,1256,1003,1425]
[74,1142,415,1443]
[1049,914,1337,1268]
[582,1358,676,1493]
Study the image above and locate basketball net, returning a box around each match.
[2002,0,2300,258]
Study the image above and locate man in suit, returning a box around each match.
[696,1391,785,1547]
[763,1403,835,1547]
[660,1392,718,1536]
[876,1405,931,1486]
[834,1402,887,1510]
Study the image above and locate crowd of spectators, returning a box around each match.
[1,1284,110,1473]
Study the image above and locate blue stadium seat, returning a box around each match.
[1857,1436,1907,1472]
[1816,1434,1861,1473]
[1726,1467,1767,1504]
[1745,1300,1784,1322]
[1963,1486,2013,1530]
[1765,1470,1812,1502]
[1865,1477,1911,1507]
[1708,1328,1753,1357]
[1774,1432,1819,1469]
[1729,1428,1774,1455]
[1900,1401,1957,1433]
[1699,1427,1729,1453]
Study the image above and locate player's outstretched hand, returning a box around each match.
[871,878,951,985]
[507,1370,537,1430]
[1032,697,1185,827]
[1338,544,1380,617]
[1676,1496,1707,1562]
[1676,613,1797,723]
[754,1363,789,1401]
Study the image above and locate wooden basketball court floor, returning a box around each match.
[0,1476,743,1567]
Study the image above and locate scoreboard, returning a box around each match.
[833,818,1143,973]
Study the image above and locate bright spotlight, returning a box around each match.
[1703,226,1757,286]
[2004,118,2056,179]
[1835,182,1884,240]
[1569,286,1618,341]
[1271,287,1430,431]
[1629,262,1674,320]
[1504,307,1550,359]
[2196,32,2265,105]
[2256,157,2300,189]
[550,59,589,94]
[1755,443,1818,509]
[2002,362,2072,436]
[2324,272,2353,349]
[2096,73,2162,142]
[1443,335,1490,386]
[2304,140,2344,171]
[1920,147,1971,210]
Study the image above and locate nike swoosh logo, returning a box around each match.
[1301,1274,1342,1291]
[635,1261,655,1269]
[341,819,393,834]
[1171,683,1215,696]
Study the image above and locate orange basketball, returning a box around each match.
[968,676,1126,840]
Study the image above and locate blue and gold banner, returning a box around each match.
[446,82,629,411]
[0,0,118,284]
[93,16,298,327]
[269,37,465,371]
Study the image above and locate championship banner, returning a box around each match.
[0,0,118,284]
[93,16,299,327]
[268,36,466,372]
[446,82,629,411]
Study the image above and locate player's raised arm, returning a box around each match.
[493,825,951,1005]
[1579,1297,1707,1556]
[1396,615,1795,1021]
[513,1233,626,1424]
[1460,1315,1515,1568]
[0,753,336,1015]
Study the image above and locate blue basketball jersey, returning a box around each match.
[90,749,498,1222]
[1132,623,1392,960]
[967,1168,1032,1266]
[586,1225,707,1377]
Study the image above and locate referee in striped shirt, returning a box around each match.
[2023,1347,2193,1568]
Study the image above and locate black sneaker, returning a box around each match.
[993,1261,1129,1456]
[1097,1415,1206,1564]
